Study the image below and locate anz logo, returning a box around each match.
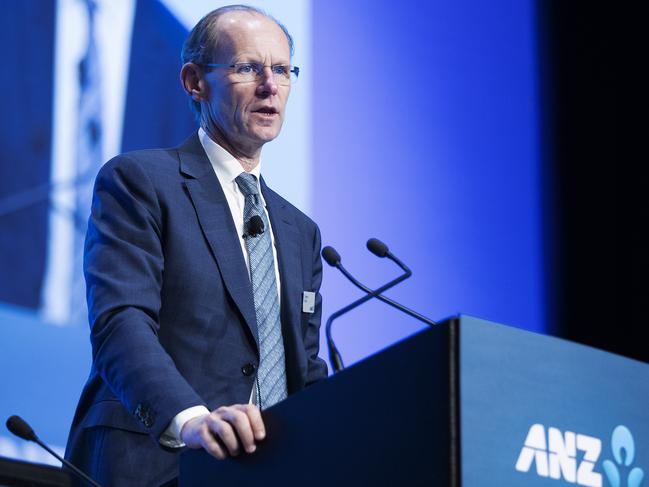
[515,424,645,487]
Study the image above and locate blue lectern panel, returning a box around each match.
[459,315,648,487]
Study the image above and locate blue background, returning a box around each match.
[313,0,543,366]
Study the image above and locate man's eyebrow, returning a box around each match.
[231,53,291,64]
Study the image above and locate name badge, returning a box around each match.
[302,291,316,313]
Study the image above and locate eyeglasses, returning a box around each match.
[203,62,299,85]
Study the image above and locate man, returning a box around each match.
[65,5,327,486]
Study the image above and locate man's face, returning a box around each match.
[202,13,291,156]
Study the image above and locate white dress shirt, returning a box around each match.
[160,128,282,447]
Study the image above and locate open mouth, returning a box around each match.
[252,107,278,116]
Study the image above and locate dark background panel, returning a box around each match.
[539,1,646,361]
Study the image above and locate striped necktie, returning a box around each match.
[235,172,288,409]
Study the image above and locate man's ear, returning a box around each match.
[180,63,208,102]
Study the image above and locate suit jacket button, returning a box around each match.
[241,363,256,376]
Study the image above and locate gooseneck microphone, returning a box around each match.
[323,244,412,373]
[365,237,389,257]
[357,239,437,327]
[324,241,437,327]
[6,415,38,442]
[243,215,264,239]
[6,415,103,487]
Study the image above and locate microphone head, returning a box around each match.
[367,238,389,257]
[322,246,341,267]
[6,415,38,442]
[246,215,265,237]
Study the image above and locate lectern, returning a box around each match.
[180,315,649,486]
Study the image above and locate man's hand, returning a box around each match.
[180,404,266,459]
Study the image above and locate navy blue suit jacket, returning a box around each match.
[65,133,327,486]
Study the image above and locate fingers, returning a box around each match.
[198,423,228,459]
[214,404,266,453]
[208,413,241,456]
[180,415,227,460]
[216,407,255,454]
[180,404,267,460]
[233,404,266,441]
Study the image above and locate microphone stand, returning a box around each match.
[325,264,410,373]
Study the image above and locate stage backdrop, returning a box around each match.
[0,0,542,465]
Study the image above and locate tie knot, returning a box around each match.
[235,172,259,198]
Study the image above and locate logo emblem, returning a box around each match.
[602,425,644,487]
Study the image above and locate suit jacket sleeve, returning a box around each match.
[85,154,206,440]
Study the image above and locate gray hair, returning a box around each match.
[181,5,295,119]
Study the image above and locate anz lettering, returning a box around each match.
[515,424,602,486]
[516,424,645,487]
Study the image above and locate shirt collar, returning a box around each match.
[198,127,262,185]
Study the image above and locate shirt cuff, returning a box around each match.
[159,405,210,448]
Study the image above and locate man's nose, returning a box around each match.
[256,67,278,96]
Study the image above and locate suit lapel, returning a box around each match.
[261,179,302,320]
[177,135,259,349]
[261,179,304,391]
